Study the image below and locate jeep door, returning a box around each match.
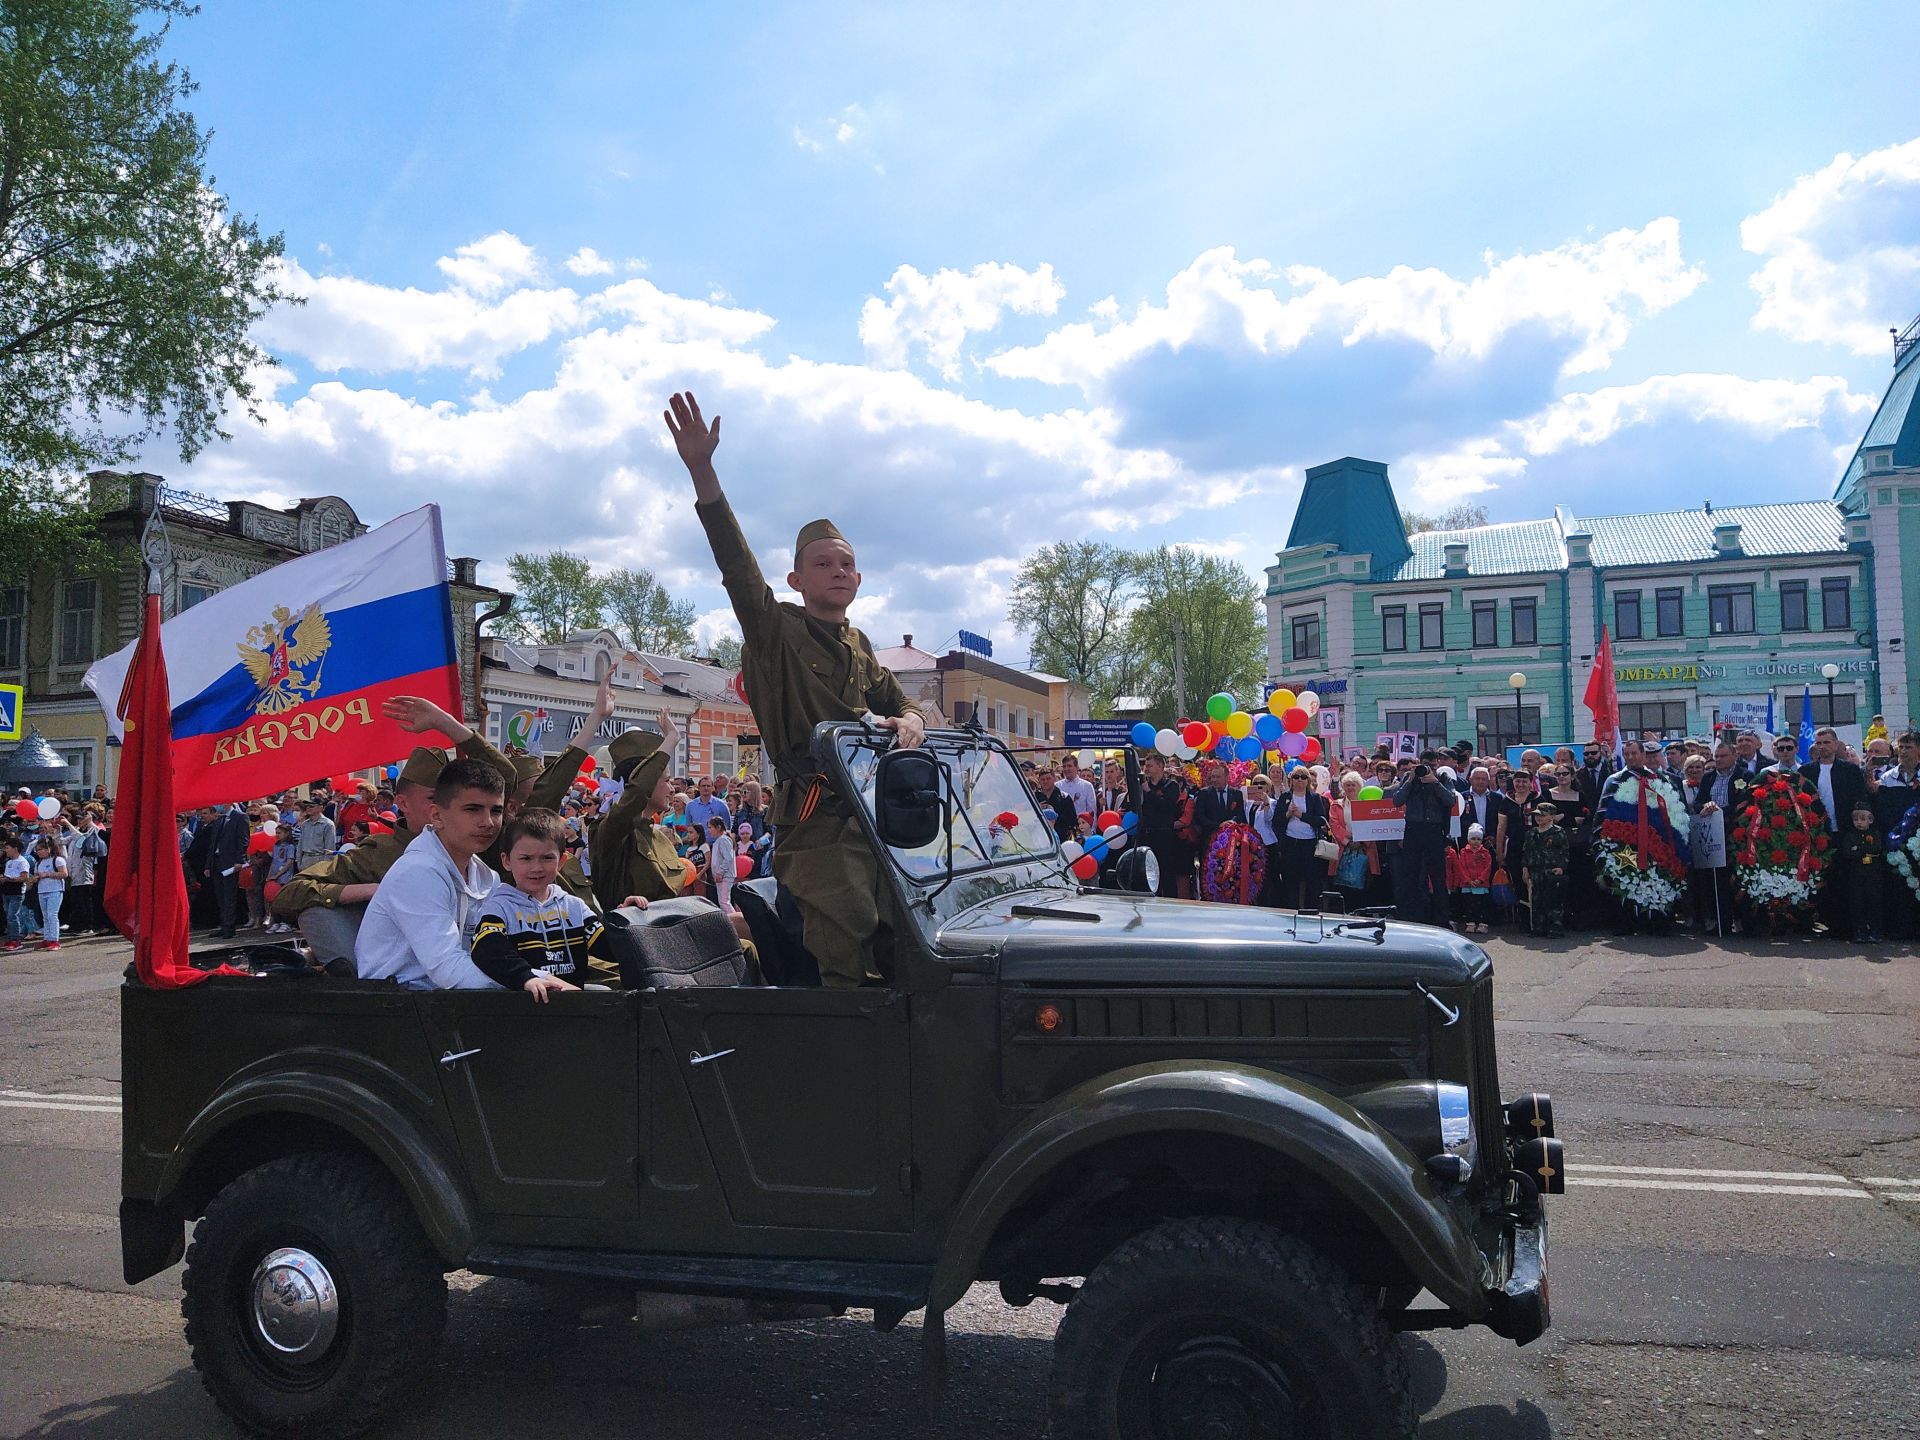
[655,987,913,1234]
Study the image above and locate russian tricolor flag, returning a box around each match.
[85,506,464,809]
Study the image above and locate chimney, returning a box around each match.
[903,634,912,648]
[1712,521,1743,557]
[1442,540,1469,576]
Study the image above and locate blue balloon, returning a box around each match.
[1253,713,1283,744]
[1233,735,1262,761]
[1083,834,1109,862]
[1214,737,1236,758]
[1129,721,1157,748]
[1120,811,1139,830]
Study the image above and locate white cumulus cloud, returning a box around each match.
[435,231,544,295]
[564,247,616,277]
[859,261,1065,379]
[1742,136,1920,355]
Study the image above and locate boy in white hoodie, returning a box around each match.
[355,759,507,989]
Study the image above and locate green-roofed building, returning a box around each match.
[1263,318,1920,757]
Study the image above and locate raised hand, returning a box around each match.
[382,695,461,738]
[663,391,721,478]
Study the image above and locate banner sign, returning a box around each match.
[0,683,20,742]
[1347,797,1406,841]
[1694,808,1727,868]
[1717,697,1771,733]
[1318,709,1341,737]
[1065,719,1138,748]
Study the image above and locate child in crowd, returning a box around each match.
[1449,823,1495,933]
[30,837,67,950]
[706,815,737,914]
[1,838,28,952]
[471,808,616,999]
[1522,802,1568,938]
[1839,799,1886,944]
[338,820,370,854]
[264,824,299,933]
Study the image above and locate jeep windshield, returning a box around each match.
[836,729,1064,883]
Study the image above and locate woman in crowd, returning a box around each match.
[1272,768,1330,910]
[1246,774,1282,906]
[1544,760,1595,927]
[1494,767,1539,924]
[1328,769,1377,912]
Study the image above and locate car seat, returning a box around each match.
[732,878,820,987]
[603,897,750,988]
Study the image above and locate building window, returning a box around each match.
[1707,584,1755,635]
[1820,577,1851,631]
[710,740,736,775]
[1475,704,1542,753]
[1614,590,1642,640]
[1510,598,1537,647]
[1779,581,1808,632]
[1418,603,1444,650]
[1784,692,1858,729]
[1381,606,1407,652]
[1384,709,1450,752]
[1290,613,1322,661]
[178,581,217,611]
[53,745,94,790]
[0,588,22,671]
[1655,588,1684,638]
[986,705,1000,731]
[1026,714,1036,738]
[1471,601,1497,649]
[1619,701,1688,738]
[951,700,973,724]
[59,579,97,664]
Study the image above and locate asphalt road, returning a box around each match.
[1,926,1915,1439]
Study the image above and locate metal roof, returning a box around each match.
[1287,458,1413,578]
[1836,345,1920,497]
[1580,502,1847,567]
[1381,520,1567,580]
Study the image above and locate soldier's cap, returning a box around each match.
[1533,801,1560,816]
[396,747,451,790]
[509,754,544,784]
[793,517,850,563]
[607,727,666,783]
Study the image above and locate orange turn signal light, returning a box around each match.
[1034,1003,1064,1034]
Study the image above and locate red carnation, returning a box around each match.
[1814,834,1829,851]
[1787,829,1808,846]
[1769,848,1790,865]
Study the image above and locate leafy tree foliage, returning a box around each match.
[1008,541,1139,707]
[1402,501,1490,536]
[708,634,743,669]
[603,566,696,656]
[502,552,604,645]
[1126,547,1267,724]
[0,0,290,572]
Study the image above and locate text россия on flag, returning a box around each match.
[83,505,463,808]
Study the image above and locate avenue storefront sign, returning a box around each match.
[1613,656,1876,684]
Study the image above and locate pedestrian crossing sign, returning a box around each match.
[0,684,19,742]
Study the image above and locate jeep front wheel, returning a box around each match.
[182,1151,447,1437]
[1047,1217,1413,1440]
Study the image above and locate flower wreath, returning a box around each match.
[1886,799,1920,903]
[1730,775,1831,924]
[1200,820,1267,904]
[1593,772,1691,916]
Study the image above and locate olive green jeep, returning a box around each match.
[120,724,1561,1439]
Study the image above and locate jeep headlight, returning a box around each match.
[1432,1082,1474,1184]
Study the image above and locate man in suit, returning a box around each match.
[1577,742,1613,813]
[1389,752,1457,926]
[1455,766,1501,850]
[1801,726,1867,935]
[202,801,250,939]
[1687,741,1750,936]
[1191,760,1247,859]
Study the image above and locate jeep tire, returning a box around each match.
[182,1152,447,1437]
[1048,1217,1413,1440]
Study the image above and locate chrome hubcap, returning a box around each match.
[249,1247,339,1360]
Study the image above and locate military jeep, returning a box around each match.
[120,724,1560,1439]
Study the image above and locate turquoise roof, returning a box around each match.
[1580,502,1846,567]
[1286,457,1413,578]
[1381,520,1567,580]
[1836,339,1920,498]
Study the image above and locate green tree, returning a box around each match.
[1126,546,1266,724]
[708,634,743,669]
[0,0,291,573]
[602,566,696,655]
[502,551,604,645]
[1402,501,1490,536]
[1008,541,1139,703]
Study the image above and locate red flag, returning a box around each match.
[1582,624,1621,762]
[103,593,240,987]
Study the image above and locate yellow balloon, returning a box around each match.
[1266,688,1296,717]
[1226,711,1253,739]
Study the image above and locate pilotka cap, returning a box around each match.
[794,518,850,562]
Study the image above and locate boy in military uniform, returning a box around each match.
[1839,800,1886,943]
[665,390,926,988]
[589,713,688,912]
[1522,801,1569,937]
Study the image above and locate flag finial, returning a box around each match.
[139,505,172,596]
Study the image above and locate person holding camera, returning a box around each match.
[1389,752,1457,926]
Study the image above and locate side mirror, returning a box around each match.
[874,749,946,851]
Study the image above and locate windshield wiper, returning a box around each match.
[1010,903,1101,923]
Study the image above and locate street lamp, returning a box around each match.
[1509,671,1527,751]
[1821,661,1839,731]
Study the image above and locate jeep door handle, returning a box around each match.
[689,1048,736,1067]
[439,1048,482,1068]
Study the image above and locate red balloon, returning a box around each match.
[579,776,599,790]
[735,855,753,880]
[579,754,597,772]
[247,831,275,855]
[1301,738,1322,763]
[13,799,37,821]
[1282,707,1310,733]
[1071,854,1099,880]
[1096,809,1122,832]
[1180,720,1211,749]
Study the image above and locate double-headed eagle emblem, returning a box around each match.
[237,603,332,715]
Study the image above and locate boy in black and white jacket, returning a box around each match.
[471,809,621,998]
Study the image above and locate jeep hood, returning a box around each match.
[935,887,1489,988]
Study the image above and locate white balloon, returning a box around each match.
[1177,744,1198,761]
[1060,841,1084,862]
[1077,749,1095,768]
[1103,823,1124,839]
[1154,728,1180,756]
[1298,690,1321,716]
[1105,830,1128,851]
[36,797,61,820]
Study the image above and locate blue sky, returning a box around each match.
[152,1,1920,661]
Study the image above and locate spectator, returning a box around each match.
[683,776,732,835]
[28,836,68,950]
[264,824,299,932]
[1,837,28,952]
[1457,766,1500,848]
[1801,726,1866,937]
[1271,768,1328,910]
[1389,754,1456,926]
[336,781,376,837]
[1029,764,1079,839]
[294,796,337,870]
[202,802,249,939]
[1449,824,1494,933]
[1522,804,1569,937]
[1055,753,1096,824]
[1839,800,1887,943]
[1545,762,1595,927]
[735,780,769,845]
[706,815,738,913]
[1191,761,1246,858]
[63,807,108,934]
[1137,752,1192,899]
[1246,775,1279,904]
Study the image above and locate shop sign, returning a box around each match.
[1273,678,1349,697]
[1614,661,1714,683]
[503,706,642,755]
[1742,657,1877,678]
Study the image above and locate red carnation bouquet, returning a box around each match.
[1730,776,1830,929]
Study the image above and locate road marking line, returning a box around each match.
[1578,1177,1870,1199]
[1584,1162,1849,1183]
[0,1098,122,1114]
[1860,1177,1920,1187]
[0,1088,121,1105]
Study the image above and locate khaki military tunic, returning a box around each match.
[695,494,924,988]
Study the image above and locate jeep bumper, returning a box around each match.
[1486,1207,1549,1345]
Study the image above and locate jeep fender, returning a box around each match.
[929,1061,1488,1314]
[158,1068,477,1268]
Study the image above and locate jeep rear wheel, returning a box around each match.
[182,1152,447,1437]
[1048,1217,1413,1440]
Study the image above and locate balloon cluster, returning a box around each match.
[13,796,63,822]
[1129,689,1324,769]
[1060,809,1139,881]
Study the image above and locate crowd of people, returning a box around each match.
[0,787,114,951]
[1026,721,1920,945]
